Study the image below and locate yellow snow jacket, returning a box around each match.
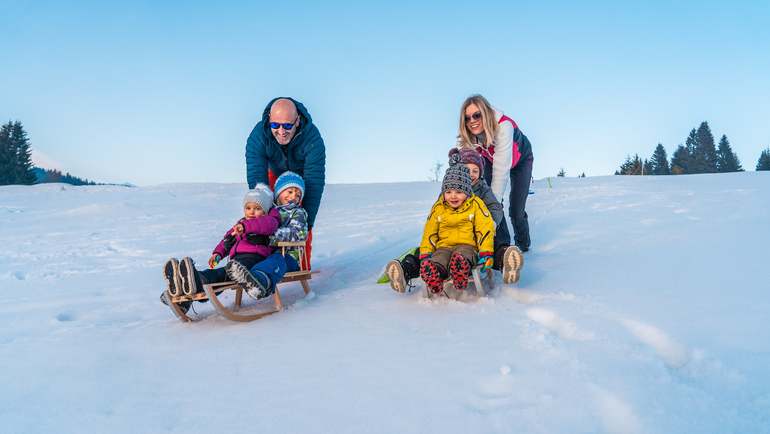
[419,194,496,257]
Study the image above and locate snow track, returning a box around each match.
[2,174,769,433]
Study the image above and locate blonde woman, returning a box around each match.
[457,94,534,254]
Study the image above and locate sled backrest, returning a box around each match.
[276,241,310,272]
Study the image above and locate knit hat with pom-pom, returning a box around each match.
[243,183,274,212]
[448,147,484,177]
[442,159,473,197]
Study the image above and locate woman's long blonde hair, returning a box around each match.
[457,94,498,148]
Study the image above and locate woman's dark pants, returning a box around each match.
[483,156,533,252]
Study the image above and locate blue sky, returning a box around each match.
[3,0,769,185]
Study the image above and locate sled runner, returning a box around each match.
[165,241,313,322]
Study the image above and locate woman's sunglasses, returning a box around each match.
[464,112,482,122]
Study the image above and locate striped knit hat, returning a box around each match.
[273,171,305,201]
[442,161,473,197]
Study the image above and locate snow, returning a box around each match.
[1,173,769,434]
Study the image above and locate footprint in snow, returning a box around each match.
[589,384,643,434]
[55,312,76,322]
[467,365,519,413]
[526,308,594,341]
[619,318,689,368]
[502,288,577,304]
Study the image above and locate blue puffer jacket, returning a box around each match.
[246,97,326,228]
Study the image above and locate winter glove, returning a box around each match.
[208,254,221,269]
[231,223,244,236]
[477,252,493,272]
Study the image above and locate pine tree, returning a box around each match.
[650,143,670,175]
[0,121,35,185]
[670,145,690,175]
[683,129,697,173]
[9,121,36,185]
[757,148,770,171]
[716,135,743,172]
[618,154,643,175]
[692,121,718,173]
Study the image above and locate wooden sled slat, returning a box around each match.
[203,282,281,322]
[280,271,312,283]
[165,290,193,322]
[170,282,237,303]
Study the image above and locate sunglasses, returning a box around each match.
[464,111,482,122]
[269,117,298,130]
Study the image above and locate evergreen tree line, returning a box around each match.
[33,167,97,186]
[616,121,770,175]
[1,120,111,186]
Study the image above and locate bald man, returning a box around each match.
[245,97,326,230]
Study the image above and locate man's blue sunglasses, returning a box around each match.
[269,119,297,130]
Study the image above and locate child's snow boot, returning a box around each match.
[226,260,257,295]
[251,270,273,298]
[386,250,420,293]
[502,246,524,284]
[448,252,471,290]
[386,260,407,293]
[402,252,421,280]
[493,246,506,271]
[179,257,202,295]
[226,261,271,299]
[420,259,445,294]
[163,258,183,296]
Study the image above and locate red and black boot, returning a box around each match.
[449,252,472,290]
[420,259,445,294]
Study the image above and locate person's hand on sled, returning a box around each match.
[208,254,221,269]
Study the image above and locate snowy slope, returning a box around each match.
[1,173,769,434]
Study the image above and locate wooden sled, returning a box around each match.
[425,266,495,300]
[167,241,313,323]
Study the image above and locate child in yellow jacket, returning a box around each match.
[419,161,496,293]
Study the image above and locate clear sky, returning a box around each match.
[3,0,769,185]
